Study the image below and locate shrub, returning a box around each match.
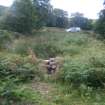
[62,46,81,56]
[59,57,105,88]
[12,39,63,58]
[0,30,13,49]
[0,53,44,105]
[63,34,88,46]
[32,43,63,59]
[0,80,42,105]
[0,53,43,82]
[11,39,29,55]
[0,80,19,105]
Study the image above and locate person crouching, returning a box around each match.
[47,58,57,74]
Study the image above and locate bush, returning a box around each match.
[32,43,63,58]
[0,80,21,105]
[63,34,88,46]
[0,30,13,49]
[0,53,44,105]
[0,80,42,105]
[11,39,63,58]
[11,39,29,55]
[62,46,81,56]
[59,57,105,88]
[0,53,43,82]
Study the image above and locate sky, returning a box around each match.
[0,0,104,19]
[0,0,14,6]
[51,0,104,19]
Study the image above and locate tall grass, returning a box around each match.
[1,28,105,104]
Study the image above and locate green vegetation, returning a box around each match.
[0,0,105,104]
[69,12,93,30]
[0,0,94,34]
[94,0,105,38]
[0,28,104,104]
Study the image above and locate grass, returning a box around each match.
[1,28,105,104]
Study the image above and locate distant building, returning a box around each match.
[66,27,81,32]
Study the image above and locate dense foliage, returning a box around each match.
[0,6,8,16]
[95,9,105,37]
[47,8,69,28]
[60,57,105,88]
[1,0,36,33]
[94,1,105,38]
[0,0,69,33]
[69,12,93,30]
[0,0,105,104]
[0,28,105,104]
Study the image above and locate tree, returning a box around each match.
[2,0,36,33]
[0,6,8,26]
[47,8,69,28]
[71,12,83,17]
[95,9,105,37]
[54,9,68,28]
[33,0,53,28]
[69,12,93,30]
[0,6,8,16]
[46,11,56,27]
[94,0,105,38]
[41,8,68,28]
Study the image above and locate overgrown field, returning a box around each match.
[0,28,105,105]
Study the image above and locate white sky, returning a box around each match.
[51,0,104,19]
[0,0,14,6]
[0,0,104,19]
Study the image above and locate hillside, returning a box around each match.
[0,29,105,105]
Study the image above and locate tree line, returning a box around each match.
[0,0,69,33]
[0,0,105,36]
